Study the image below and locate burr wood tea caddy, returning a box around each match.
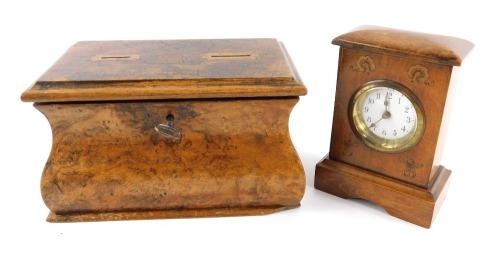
[21,39,307,222]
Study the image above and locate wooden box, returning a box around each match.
[21,39,307,222]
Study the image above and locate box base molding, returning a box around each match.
[47,204,300,222]
[314,154,451,228]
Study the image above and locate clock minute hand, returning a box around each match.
[369,111,391,129]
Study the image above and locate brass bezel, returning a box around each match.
[349,80,425,153]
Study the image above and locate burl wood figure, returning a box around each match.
[21,39,307,222]
[315,26,473,228]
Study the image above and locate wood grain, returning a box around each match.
[333,25,474,66]
[47,205,299,222]
[36,98,305,220]
[317,26,472,228]
[22,38,307,221]
[20,39,307,102]
[315,155,451,228]
[329,48,453,187]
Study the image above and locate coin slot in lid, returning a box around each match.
[91,54,140,61]
[210,53,252,58]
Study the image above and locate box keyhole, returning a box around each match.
[166,114,175,127]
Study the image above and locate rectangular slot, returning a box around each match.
[91,54,140,61]
[210,54,252,58]
[101,56,131,59]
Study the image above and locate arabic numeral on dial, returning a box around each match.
[393,130,397,136]
[405,106,409,113]
[376,93,381,99]
[367,116,372,123]
[398,98,401,104]
[386,92,392,100]
[364,107,369,113]
[382,130,387,136]
[368,98,374,104]
[406,116,411,123]
[401,125,406,132]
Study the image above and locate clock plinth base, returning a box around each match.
[46,205,299,222]
[314,154,451,228]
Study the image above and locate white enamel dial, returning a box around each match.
[351,80,425,153]
[361,87,417,139]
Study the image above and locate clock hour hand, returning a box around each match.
[384,93,390,112]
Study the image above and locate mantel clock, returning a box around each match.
[315,26,473,228]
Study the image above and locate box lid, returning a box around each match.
[332,25,474,66]
[21,39,307,102]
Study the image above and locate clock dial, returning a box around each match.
[361,87,417,139]
[350,80,425,153]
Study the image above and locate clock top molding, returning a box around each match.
[332,25,474,66]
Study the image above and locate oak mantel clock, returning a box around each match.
[315,26,473,228]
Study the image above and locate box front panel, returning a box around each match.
[36,98,304,214]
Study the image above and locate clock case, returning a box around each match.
[21,39,307,222]
[315,26,473,228]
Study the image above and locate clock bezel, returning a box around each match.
[349,80,425,153]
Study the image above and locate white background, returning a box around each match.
[1,0,498,253]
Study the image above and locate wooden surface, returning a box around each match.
[318,27,473,228]
[23,38,306,222]
[36,98,305,220]
[21,39,306,102]
[315,155,451,228]
[3,1,497,252]
[332,25,474,66]
[47,205,298,222]
[329,48,454,188]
